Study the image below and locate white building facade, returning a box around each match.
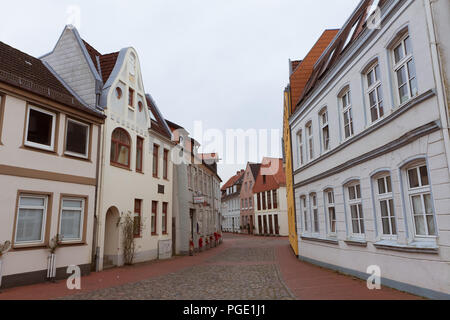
[290,0,450,299]
[221,171,244,233]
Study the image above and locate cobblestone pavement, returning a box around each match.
[0,233,420,300]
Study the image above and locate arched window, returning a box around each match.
[319,107,330,152]
[324,188,336,236]
[339,87,354,139]
[310,193,319,233]
[111,128,131,168]
[344,179,365,237]
[372,171,397,237]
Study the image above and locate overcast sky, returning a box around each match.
[0,0,360,184]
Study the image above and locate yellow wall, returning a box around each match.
[283,88,298,256]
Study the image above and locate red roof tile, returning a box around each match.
[221,170,245,191]
[252,158,285,193]
[82,39,119,83]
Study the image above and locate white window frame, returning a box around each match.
[375,174,397,238]
[306,122,314,161]
[59,197,85,243]
[366,63,384,124]
[347,183,365,237]
[392,34,418,105]
[300,196,308,233]
[310,193,319,234]
[405,164,436,238]
[15,194,48,246]
[325,189,336,236]
[65,118,90,159]
[297,130,304,167]
[341,90,354,140]
[319,108,330,152]
[25,105,56,151]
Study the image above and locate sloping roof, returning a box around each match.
[290,60,302,74]
[290,29,339,113]
[249,163,261,180]
[82,39,119,84]
[252,158,286,193]
[296,0,385,107]
[221,170,245,191]
[146,94,172,139]
[0,41,103,118]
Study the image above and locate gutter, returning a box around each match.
[423,0,450,173]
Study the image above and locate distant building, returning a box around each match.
[240,162,261,234]
[253,158,288,236]
[221,170,245,232]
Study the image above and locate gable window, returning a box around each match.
[153,144,159,178]
[15,194,48,245]
[320,108,330,152]
[133,199,142,237]
[310,193,319,233]
[341,90,354,139]
[65,118,89,159]
[376,175,396,236]
[25,106,56,151]
[129,88,135,108]
[163,149,169,179]
[162,202,168,235]
[60,198,85,242]
[347,183,365,236]
[297,130,304,166]
[136,137,144,173]
[300,196,308,232]
[366,63,384,123]
[111,128,131,168]
[115,87,122,100]
[325,189,336,235]
[406,164,436,236]
[392,35,418,104]
[151,201,158,235]
[306,122,314,161]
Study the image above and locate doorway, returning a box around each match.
[103,206,120,269]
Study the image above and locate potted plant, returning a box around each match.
[0,241,11,289]
[47,235,62,282]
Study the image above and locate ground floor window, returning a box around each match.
[60,197,85,242]
[15,194,49,245]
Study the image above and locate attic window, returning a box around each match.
[115,87,122,99]
[342,19,359,51]
[366,0,380,22]
[138,101,143,112]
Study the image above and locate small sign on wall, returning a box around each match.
[158,240,172,260]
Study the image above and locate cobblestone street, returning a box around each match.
[0,234,419,300]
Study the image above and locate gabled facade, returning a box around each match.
[289,0,450,299]
[0,41,104,288]
[221,170,245,233]
[253,158,288,236]
[44,26,176,270]
[239,162,261,234]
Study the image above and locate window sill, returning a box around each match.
[21,145,58,156]
[59,242,88,247]
[11,243,48,251]
[344,238,367,247]
[373,240,439,254]
[300,235,339,245]
[110,162,131,171]
[63,153,91,163]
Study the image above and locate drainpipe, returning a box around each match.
[423,0,450,172]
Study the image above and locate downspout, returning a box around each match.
[423,0,450,172]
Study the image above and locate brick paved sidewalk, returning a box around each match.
[0,234,420,300]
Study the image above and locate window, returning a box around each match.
[300,196,308,232]
[262,192,267,210]
[15,194,48,245]
[163,149,169,179]
[320,109,330,152]
[272,190,278,209]
[136,137,144,172]
[153,144,159,178]
[376,175,397,236]
[257,193,261,211]
[138,101,143,112]
[297,130,304,166]
[151,201,158,235]
[249,197,253,209]
[60,198,85,242]
[110,128,131,168]
[393,35,418,104]
[406,164,436,236]
[25,106,56,151]
[310,193,319,233]
[134,199,142,237]
[267,191,272,210]
[115,87,122,99]
[65,118,89,158]
[162,203,168,235]
[325,190,336,235]
[263,175,266,184]
[341,90,354,139]
[347,183,365,236]
[129,88,135,107]
[306,122,314,161]
[366,64,384,123]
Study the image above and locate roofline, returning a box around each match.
[99,48,128,108]
[146,93,172,138]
